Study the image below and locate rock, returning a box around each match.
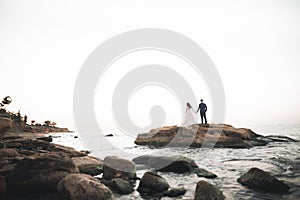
[57,173,113,200]
[133,155,198,173]
[106,134,114,137]
[71,156,103,176]
[74,136,78,138]
[134,124,270,148]
[194,180,225,200]
[0,117,12,141]
[0,148,20,157]
[163,187,186,197]
[194,168,217,178]
[237,167,290,193]
[111,178,134,194]
[137,172,169,195]
[36,136,53,142]
[6,153,79,192]
[103,156,136,181]
[0,175,7,194]
[51,144,87,157]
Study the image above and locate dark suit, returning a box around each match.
[198,103,207,124]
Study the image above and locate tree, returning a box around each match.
[31,120,35,126]
[44,120,51,126]
[24,115,28,124]
[0,96,12,112]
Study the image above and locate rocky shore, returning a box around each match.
[134,124,296,148]
[0,118,296,199]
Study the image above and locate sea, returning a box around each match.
[50,124,300,200]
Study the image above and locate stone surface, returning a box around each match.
[72,156,103,176]
[6,153,79,192]
[237,167,290,194]
[111,178,134,194]
[57,173,113,200]
[194,180,225,200]
[137,172,169,195]
[133,155,198,173]
[163,187,186,197]
[134,124,269,148]
[103,156,136,181]
[194,168,217,178]
[0,117,12,140]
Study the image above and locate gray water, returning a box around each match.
[51,124,300,199]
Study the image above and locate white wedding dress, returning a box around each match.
[182,107,196,126]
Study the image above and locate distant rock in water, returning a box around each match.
[106,134,114,137]
[237,167,290,194]
[134,124,294,148]
[133,155,198,173]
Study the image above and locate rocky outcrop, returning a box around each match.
[137,172,169,195]
[6,153,79,193]
[0,117,12,141]
[71,156,103,176]
[103,156,136,181]
[133,155,198,173]
[57,173,113,200]
[237,167,290,194]
[135,124,273,148]
[194,180,225,200]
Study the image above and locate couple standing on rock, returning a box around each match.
[182,99,207,126]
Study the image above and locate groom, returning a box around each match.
[195,99,207,124]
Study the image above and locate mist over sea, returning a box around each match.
[51,124,300,199]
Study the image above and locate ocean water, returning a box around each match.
[51,124,300,199]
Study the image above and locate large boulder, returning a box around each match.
[134,124,267,148]
[133,155,198,173]
[103,156,136,181]
[6,153,78,192]
[194,180,225,200]
[137,172,169,195]
[237,167,290,193]
[71,156,103,176]
[57,173,113,200]
[0,117,12,140]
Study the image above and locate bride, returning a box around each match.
[182,102,196,126]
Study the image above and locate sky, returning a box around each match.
[1,0,300,132]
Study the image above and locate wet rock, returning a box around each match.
[0,175,7,194]
[111,178,134,194]
[57,173,113,200]
[195,180,225,200]
[133,155,198,173]
[134,124,268,148]
[163,187,186,197]
[71,156,103,176]
[237,167,290,194]
[137,172,169,195]
[6,153,78,192]
[194,168,217,178]
[103,156,136,181]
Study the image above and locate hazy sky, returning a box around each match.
[1,0,300,131]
